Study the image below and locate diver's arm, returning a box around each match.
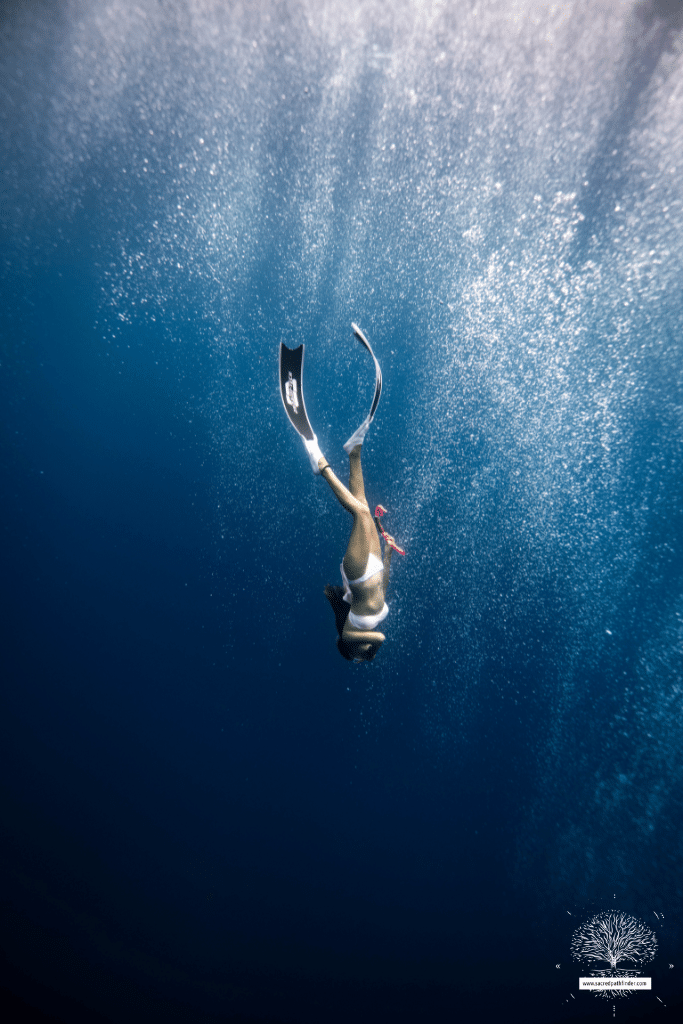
[341,624,385,645]
[341,626,385,660]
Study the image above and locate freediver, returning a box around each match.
[319,444,395,662]
[279,324,403,662]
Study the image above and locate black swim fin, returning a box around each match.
[279,342,324,473]
[344,323,382,453]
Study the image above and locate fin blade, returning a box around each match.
[279,342,315,442]
[279,342,324,473]
[344,324,382,452]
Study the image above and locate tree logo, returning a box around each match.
[571,911,657,999]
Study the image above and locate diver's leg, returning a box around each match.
[345,442,382,575]
[319,446,380,578]
[348,444,367,505]
[344,508,381,579]
[319,460,366,515]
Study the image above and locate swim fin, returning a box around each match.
[279,342,324,473]
[343,323,383,453]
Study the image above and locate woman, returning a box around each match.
[279,324,400,662]
[317,444,395,662]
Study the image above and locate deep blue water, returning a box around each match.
[2,2,683,1021]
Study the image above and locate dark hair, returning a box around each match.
[323,585,356,660]
[324,584,350,638]
[336,637,356,661]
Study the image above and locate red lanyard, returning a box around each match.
[374,505,406,556]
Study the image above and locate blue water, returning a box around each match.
[2,2,683,1021]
